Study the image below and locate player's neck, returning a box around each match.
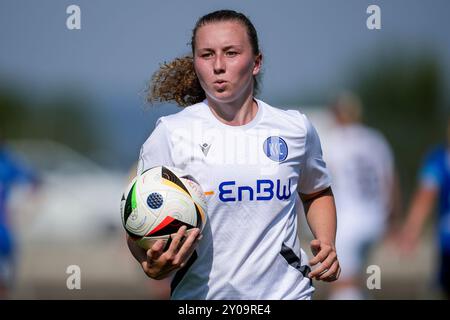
[206,94,258,127]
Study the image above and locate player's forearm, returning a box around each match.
[302,187,337,245]
[386,173,403,233]
[404,187,436,236]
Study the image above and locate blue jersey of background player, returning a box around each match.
[422,147,450,253]
[0,142,39,298]
[399,142,450,298]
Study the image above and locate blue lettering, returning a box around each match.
[256,180,274,200]
[218,179,292,202]
[276,178,291,200]
[238,186,254,201]
[219,181,236,202]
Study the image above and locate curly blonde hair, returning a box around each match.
[148,56,205,107]
[146,10,261,108]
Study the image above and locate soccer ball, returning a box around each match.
[120,166,207,250]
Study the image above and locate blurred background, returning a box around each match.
[0,0,449,299]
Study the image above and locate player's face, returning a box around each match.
[194,21,261,104]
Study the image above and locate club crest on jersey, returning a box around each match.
[263,136,288,162]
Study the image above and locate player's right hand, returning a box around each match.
[142,226,202,280]
[308,239,341,282]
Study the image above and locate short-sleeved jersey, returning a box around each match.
[420,145,450,253]
[323,124,394,227]
[138,99,331,299]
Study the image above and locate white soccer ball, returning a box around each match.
[120,166,207,250]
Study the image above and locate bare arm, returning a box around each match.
[300,186,340,282]
[385,171,403,238]
[399,186,437,253]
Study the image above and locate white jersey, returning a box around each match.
[323,124,394,224]
[137,99,331,299]
[322,124,394,280]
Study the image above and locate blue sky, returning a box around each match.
[1,0,449,101]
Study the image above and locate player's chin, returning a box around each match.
[207,89,237,103]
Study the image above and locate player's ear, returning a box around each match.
[252,53,262,76]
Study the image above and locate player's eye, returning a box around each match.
[201,52,212,58]
[226,51,237,57]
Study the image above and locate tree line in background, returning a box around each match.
[354,52,446,204]
[0,83,98,156]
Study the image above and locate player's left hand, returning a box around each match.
[308,239,341,282]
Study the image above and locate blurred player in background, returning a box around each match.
[0,134,39,299]
[323,92,401,300]
[398,117,450,299]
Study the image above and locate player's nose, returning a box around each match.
[213,55,225,74]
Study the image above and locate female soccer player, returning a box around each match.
[126,9,340,299]
[323,93,401,300]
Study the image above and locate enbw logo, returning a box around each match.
[219,179,292,202]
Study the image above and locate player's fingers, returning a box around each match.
[309,246,331,266]
[174,228,200,266]
[166,226,187,256]
[147,239,165,262]
[178,228,200,254]
[179,233,203,268]
[318,261,339,281]
[309,264,326,279]
[320,249,337,268]
[308,250,336,279]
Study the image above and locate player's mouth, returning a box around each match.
[213,80,227,90]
